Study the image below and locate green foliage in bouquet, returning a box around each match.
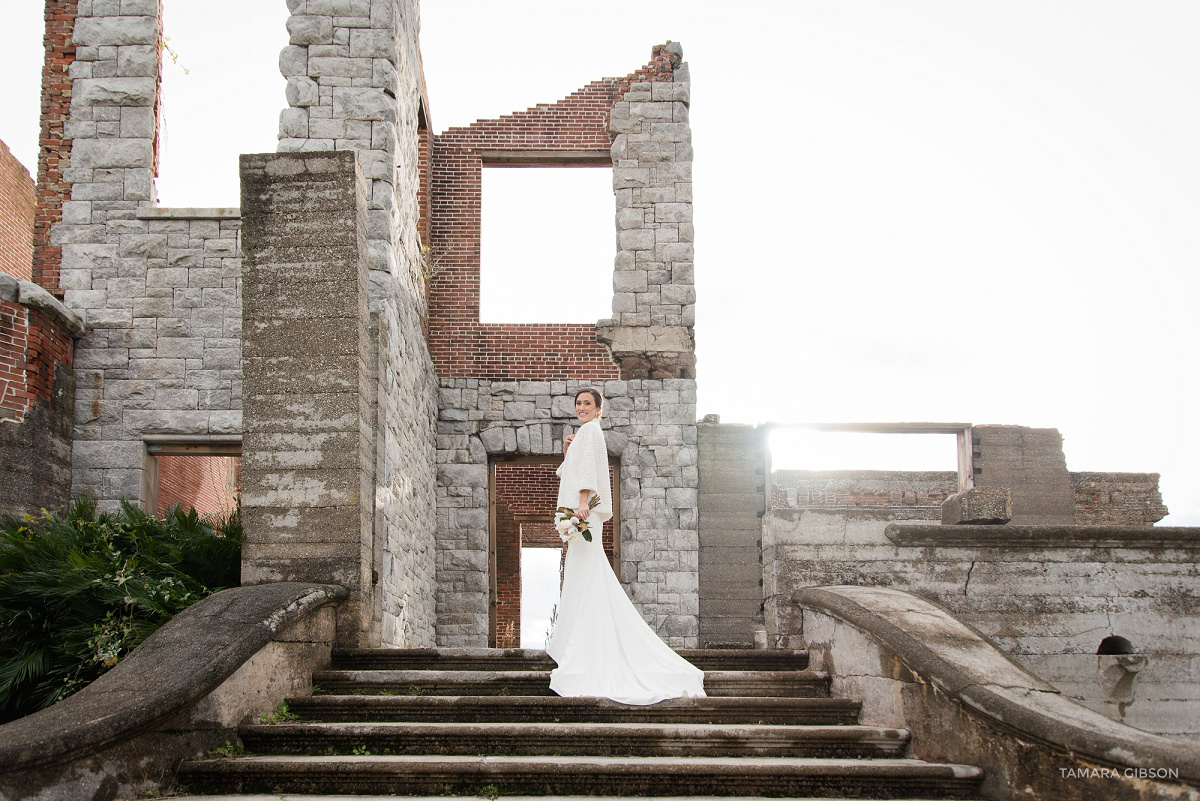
[0,497,243,722]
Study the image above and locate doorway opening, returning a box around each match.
[489,457,620,648]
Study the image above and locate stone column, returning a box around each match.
[239,150,374,645]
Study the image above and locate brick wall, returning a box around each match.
[0,141,35,283]
[428,50,676,382]
[155,454,241,518]
[34,0,80,296]
[771,470,958,516]
[1072,472,1168,526]
[0,276,83,516]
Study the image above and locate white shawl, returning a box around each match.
[556,418,613,524]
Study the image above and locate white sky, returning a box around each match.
[1,1,1197,524]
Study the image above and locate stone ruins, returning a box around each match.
[1,4,1198,797]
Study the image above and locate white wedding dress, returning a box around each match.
[545,418,706,705]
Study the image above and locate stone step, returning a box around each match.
[169,796,971,801]
[178,754,983,798]
[240,721,910,759]
[310,670,830,698]
[284,695,862,725]
[330,648,808,672]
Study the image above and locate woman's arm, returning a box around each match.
[577,490,591,520]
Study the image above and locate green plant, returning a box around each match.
[207,740,244,758]
[351,744,372,756]
[478,783,503,799]
[259,701,299,724]
[0,497,243,721]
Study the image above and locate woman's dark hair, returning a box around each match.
[575,387,604,414]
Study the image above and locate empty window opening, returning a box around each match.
[769,428,960,472]
[768,426,965,512]
[156,2,288,207]
[480,167,614,323]
[1098,635,1137,655]
[146,443,241,520]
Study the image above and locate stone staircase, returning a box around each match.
[175,648,983,799]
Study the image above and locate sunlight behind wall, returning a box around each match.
[481,168,614,323]
[769,429,959,472]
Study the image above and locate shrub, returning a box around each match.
[0,497,242,722]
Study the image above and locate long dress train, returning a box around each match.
[545,418,705,705]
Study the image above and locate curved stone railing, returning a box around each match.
[0,581,346,801]
[794,585,1200,801]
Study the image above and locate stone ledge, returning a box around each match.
[0,581,346,772]
[794,585,1200,796]
[136,206,241,219]
[885,523,1200,549]
[0,273,89,338]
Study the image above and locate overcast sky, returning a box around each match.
[2,2,1198,526]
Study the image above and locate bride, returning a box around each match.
[545,388,706,705]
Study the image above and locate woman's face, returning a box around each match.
[575,393,599,424]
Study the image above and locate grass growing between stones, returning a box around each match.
[0,497,242,722]
[258,701,300,724]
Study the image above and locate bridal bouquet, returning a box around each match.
[554,496,600,543]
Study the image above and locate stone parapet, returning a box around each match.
[0,583,345,801]
[796,585,1200,801]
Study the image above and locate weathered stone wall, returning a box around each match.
[49,1,243,508]
[66,207,243,507]
[436,379,698,646]
[49,0,438,648]
[275,0,437,646]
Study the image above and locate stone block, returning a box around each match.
[332,87,395,121]
[74,16,158,46]
[350,28,395,57]
[279,107,309,139]
[72,138,153,170]
[941,486,1013,525]
[286,76,321,107]
[279,45,309,77]
[618,229,655,251]
[287,15,334,45]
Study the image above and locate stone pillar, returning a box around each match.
[599,41,695,380]
[698,421,765,647]
[239,150,374,645]
[973,426,1076,525]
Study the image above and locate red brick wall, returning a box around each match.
[428,48,677,381]
[0,142,35,282]
[155,454,242,519]
[33,0,79,297]
[494,497,521,647]
[0,302,73,420]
